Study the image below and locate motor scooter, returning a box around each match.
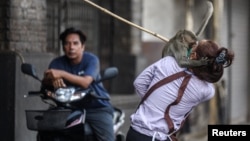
[21,63,125,141]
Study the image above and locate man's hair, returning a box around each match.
[59,27,87,46]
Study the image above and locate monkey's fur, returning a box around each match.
[161,30,208,68]
[162,1,213,68]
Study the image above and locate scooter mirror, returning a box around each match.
[97,67,119,83]
[21,63,40,81]
[103,67,118,79]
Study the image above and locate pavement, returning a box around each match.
[110,93,140,137]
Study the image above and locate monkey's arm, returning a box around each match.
[178,57,208,68]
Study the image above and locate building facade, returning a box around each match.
[0,0,249,141]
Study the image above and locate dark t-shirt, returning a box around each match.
[48,52,112,108]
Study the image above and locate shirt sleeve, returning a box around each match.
[201,83,215,102]
[48,57,62,69]
[82,53,100,80]
[133,56,183,98]
[133,62,157,97]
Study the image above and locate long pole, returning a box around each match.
[83,0,169,42]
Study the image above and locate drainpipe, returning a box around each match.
[226,0,232,124]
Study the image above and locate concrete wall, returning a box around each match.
[226,0,250,124]
[0,51,16,141]
[15,53,55,141]
[0,52,55,141]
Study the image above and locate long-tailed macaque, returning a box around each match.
[162,1,214,68]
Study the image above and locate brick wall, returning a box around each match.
[0,0,47,52]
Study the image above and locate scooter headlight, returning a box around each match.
[51,87,87,103]
[54,87,75,102]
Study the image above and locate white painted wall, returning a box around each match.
[142,0,182,42]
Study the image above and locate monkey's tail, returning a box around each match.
[195,1,214,37]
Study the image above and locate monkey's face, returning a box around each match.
[189,46,198,60]
[186,41,198,58]
[183,34,195,42]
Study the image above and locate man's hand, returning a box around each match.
[52,78,66,89]
[42,69,66,89]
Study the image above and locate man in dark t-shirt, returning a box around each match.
[42,27,115,141]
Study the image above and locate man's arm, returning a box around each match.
[43,69,93,89]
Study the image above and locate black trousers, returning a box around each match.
[126,126,170,141]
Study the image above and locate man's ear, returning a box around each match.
[81,44,85,50]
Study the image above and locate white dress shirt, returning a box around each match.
[130,56,215,140]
